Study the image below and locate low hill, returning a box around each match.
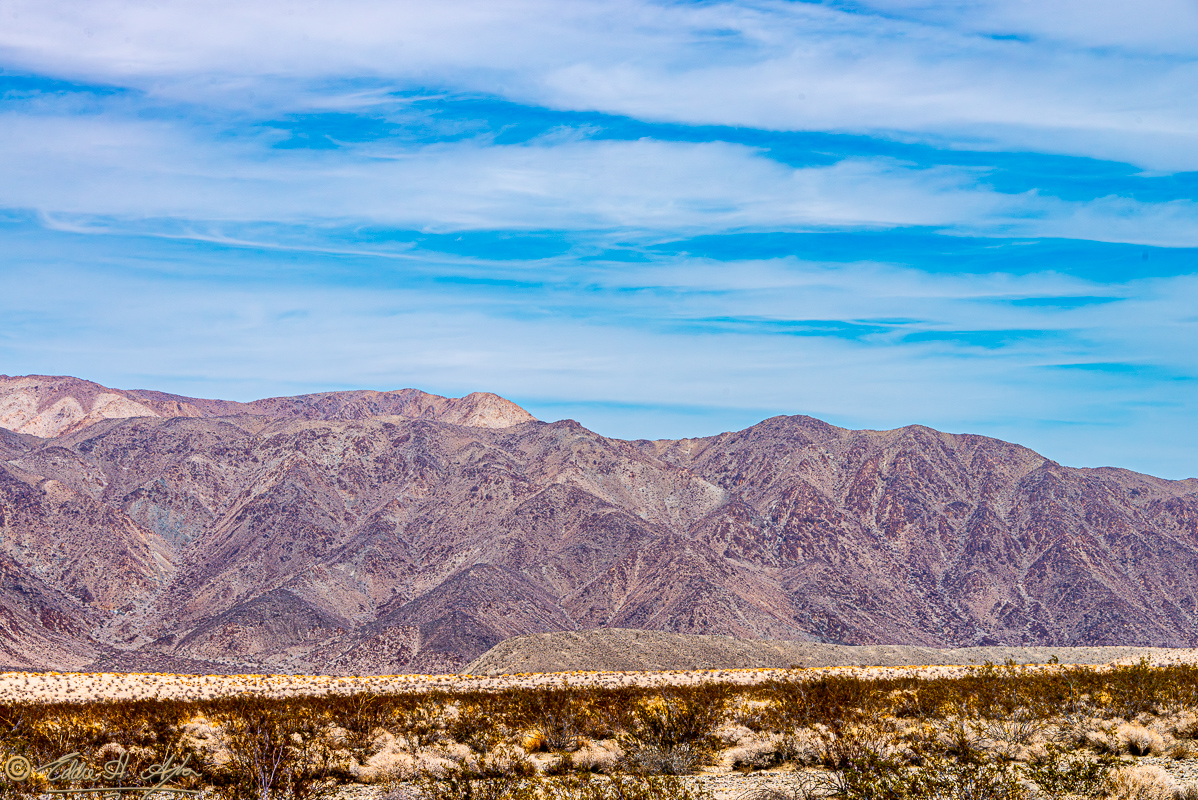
[463,628,1190,674]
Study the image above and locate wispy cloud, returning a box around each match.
[4,0,1197,167]
[3,215,1195,473]
[4,111,1198,246]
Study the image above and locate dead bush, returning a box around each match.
[570,740,623,774]
[1104,766,1177,800]
[621,742,705,776]
[722,734,783,771]
[775,726,828,766]
[1117,724,1167,757]
[823,722,908,769]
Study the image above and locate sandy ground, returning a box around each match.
[1,646,1196,703]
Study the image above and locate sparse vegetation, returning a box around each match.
[0,660,1195,799]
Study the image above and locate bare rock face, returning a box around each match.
[0,375,171,438]
[0,375,1196,674]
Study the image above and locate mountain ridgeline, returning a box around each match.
[0,374,1195,674]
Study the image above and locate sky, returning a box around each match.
[1,0,1197,478]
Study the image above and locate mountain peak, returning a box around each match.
[0,375,537,438]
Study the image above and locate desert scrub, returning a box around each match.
[418,771,709,800]
[825,748,1026,800]
[721,732,788,771]
[446,693,509,753]
[330,691,402,747]
[1024,744,1114,798]
[2,662,1198,793]
[206,697,340,800]
[569,739,624,773]
[0,698,193,786]
[618,687,726,775]
[729,697,776,733]
[515,690,587,753]
[397,698,450,751]
[759,675,876,731]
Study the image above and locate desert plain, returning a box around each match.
[3,640,1198,704]
[1,647,1198,800]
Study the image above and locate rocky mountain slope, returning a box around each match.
[0,374,1195,673]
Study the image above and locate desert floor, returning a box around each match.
[4,646,1198,704]
[6,650,1198,800]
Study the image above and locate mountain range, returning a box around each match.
[0,373,1195,674]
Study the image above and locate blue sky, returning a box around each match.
[1,0,1197,478]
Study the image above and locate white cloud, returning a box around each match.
[3,111,1198,245]
[856,0,1198,55]
[2,0,1196,169]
